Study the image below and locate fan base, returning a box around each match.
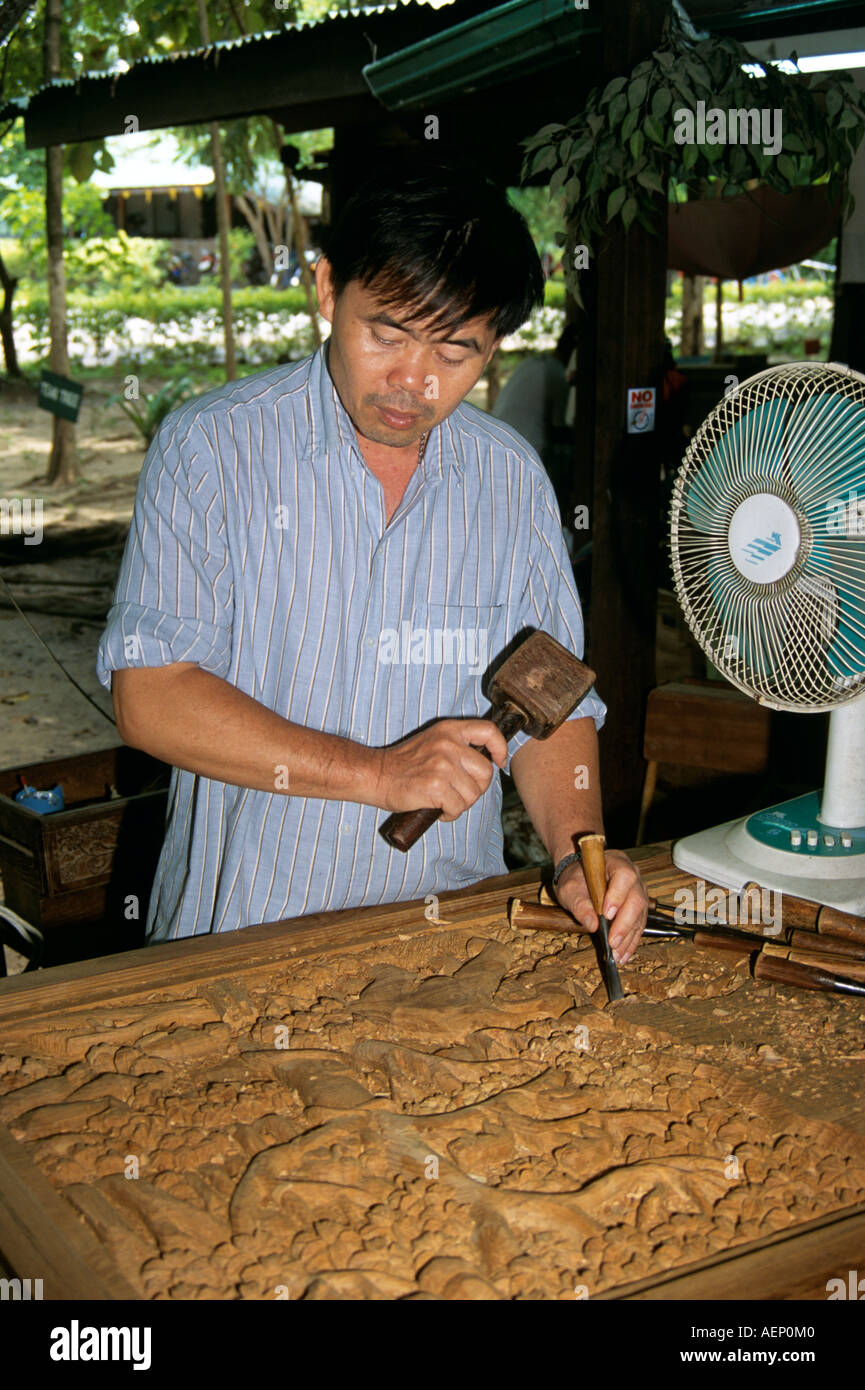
[673,809,865,915]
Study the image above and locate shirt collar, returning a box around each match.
[308,339,463,480]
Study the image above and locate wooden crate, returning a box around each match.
[0,847,863,1301]
[0,745,169,965]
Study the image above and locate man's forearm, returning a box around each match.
[113,664,382,802]
[510,716,604,864]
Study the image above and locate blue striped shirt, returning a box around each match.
[96,342,606,940]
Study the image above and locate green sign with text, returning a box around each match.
[38,369,83,422]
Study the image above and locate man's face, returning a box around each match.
[315,257,502,452]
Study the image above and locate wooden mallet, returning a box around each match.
[380,631,596,852]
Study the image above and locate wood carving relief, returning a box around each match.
[1,914,864,1299]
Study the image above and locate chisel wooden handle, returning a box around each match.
[761,942,865,983]
[754,951,865,997]
[741,880,865,942]
[578,832,624,1001]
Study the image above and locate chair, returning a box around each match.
[637,679,772,845]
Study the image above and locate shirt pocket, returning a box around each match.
[410,601,515,720]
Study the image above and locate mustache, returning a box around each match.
[366,394,435,418]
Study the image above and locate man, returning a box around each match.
[491,322,577,517]
[97,160,648,962]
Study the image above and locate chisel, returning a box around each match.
[578,832,624,1002]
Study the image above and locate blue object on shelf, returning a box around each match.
[14,782,64,814]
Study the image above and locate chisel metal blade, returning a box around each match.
[597,914,624,1001]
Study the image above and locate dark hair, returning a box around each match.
[320,158,545,339]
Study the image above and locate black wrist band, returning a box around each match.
[552,850,582,886]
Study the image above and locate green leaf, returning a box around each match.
[783,132,807,153]
[656,49,674,70]
[839,108,859,129]
[609,93,628,128]
[826,88,843,118]
[651,87,673,119]
[629,130,644,161]
[682,142,698,170]
[549,165,568,197]
[557,137,574,164]
[606,186,627,220]
[601,75,628,104]
[533,122,567,141]
[638,167,665,195]
[526,147,558,178]
[621,108,640,142]
[585,163,604,196]
[621,196,638,231]
[777,153,797,182]
[628,75,648,110]
[645,114,666,145]
[563,176,581,206]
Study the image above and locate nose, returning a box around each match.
[385,343,430,400]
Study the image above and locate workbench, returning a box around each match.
[0,843,863,1301]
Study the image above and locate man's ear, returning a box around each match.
[314,256,336,324]
[485,337,503,367]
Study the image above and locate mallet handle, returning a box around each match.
[380,701,527,852]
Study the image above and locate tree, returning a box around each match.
[43,0,76,484]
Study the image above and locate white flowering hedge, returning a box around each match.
[10,280,834,369]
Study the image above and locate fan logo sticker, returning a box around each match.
[741,530,782,565]
[728,495,800,582]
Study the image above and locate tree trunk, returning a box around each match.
[680,273,704,357]
[234,193,274,279]
[43,0,76,485]
[285,169,322,349]
[714,276,724,361]
[196,0,236,380]
[0,248,22,377]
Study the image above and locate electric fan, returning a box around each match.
[669,360,865,914]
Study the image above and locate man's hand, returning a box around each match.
[554,849,649,965]
[376,719,508,821]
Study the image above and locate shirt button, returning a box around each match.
[341,825,350,834]
[365,637,375,649]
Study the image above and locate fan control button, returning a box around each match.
[806,829,819,847]
[841,832,853,849]
[790,829,802,847]
[823,833,835,847]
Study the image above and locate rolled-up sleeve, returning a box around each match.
[96,413,234,690]
[505,472,606,772]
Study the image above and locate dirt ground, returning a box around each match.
[0,374,148,765]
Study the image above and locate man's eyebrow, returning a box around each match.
[362,310,482,354]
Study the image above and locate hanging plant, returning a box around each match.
[522,13,865,304]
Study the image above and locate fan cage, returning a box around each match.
[669,361,865,713]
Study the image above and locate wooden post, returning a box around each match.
[830,121,865,373]
[714,276,724,361]
[586,0,670,845]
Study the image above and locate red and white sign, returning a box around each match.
[627,386,656,433]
